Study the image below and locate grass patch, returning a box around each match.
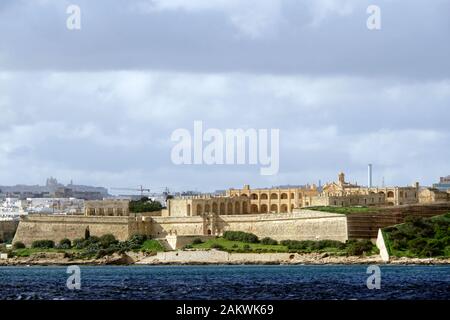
[190,237,376,255]
[141,239,164,252]
[308,206,378,215]
[191,237,288,253]
[12,248,79,257]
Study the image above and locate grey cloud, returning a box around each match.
[0,0,448,79]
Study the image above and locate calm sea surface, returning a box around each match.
[0,265,449,300]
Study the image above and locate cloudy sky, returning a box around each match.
[0,0,449,192]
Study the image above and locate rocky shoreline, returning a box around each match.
[1,250,449,266]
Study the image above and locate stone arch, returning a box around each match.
[251,193,258,200]
[187,204,191,216]
[251,204,259,213]
[196,204,202,215]
[107,208,114,216]
[387,191,394,198]
[378,191,385,195]
[227,203,233,214]
[290,193,295,199]
[270,204,278,212]
[260,193,268,200]
[280,193,288,199]
[234,202,241,214]
[205,204,211,213]
[116,208,123,216]
[291,204,294,212]
[242,202,248,214]
[270,193,278,200]
[212,202,218,214]
[260,204,268,213]
[280,204,288,213]
[220,203,225,215]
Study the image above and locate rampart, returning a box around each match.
[13,215,147,246]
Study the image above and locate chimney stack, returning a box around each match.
[368,164,373,188]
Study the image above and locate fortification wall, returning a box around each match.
[0,220,19,243]
[149,216,204,237]
[149,210,348,242]
[217,211,348,242]
[13,215,136,246]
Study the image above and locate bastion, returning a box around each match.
[13,210,349,246]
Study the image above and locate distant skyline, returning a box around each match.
[0,0,449,192]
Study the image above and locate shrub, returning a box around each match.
[223,231,259,243]
[260,237,278,245]
[192,238,203,245]
[420,239,444,257]
[73,238,86,249]
[128,234,148,246]
[13,242,26,249]
[58,238,72,249]
[31,240,55,249]
[407,238,428,255]
[346,240,374,256]
[242,244,252,251]
[99,234,118,248]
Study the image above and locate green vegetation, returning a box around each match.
[260,237,278,245]
[31,240,55,249]
[141,239,164,252]
[129,197,163,213]
[58,238,72,249]
[383,213,450,258]
[192,237,286,253]
[223,231,259,243]
[9,234,165,259]
[308,206,377,215]
[12,241,25,249]
[190,232,377,256]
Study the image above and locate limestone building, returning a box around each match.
[165,195,251,217]
[418,188,450,204]
[85,200,130,216]
[226,184,319,213]
[311,172,420,207]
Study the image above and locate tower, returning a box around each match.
[338,172,345,185]
[368,164,373,188]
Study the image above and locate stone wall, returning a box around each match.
[149,210,348,242]
[216,211,348,242]
[13,215,139,246]
[0,220,19,243]
[148,216,205,238]
[13,209,350,247]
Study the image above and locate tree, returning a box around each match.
[129,197,163,213]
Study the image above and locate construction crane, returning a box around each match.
[111,185,151,197]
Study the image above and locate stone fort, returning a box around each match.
[11,172,450,247]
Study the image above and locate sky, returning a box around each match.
[0,0,449,192]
